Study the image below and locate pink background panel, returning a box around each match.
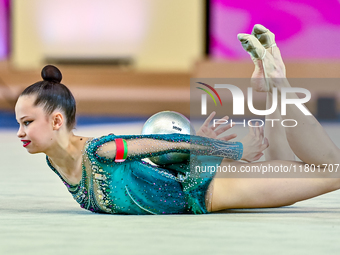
[210,0,340,59]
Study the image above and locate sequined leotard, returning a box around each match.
[46,134,243,215]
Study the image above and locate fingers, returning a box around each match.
[213,115,230,131]
[262,137,269,150]
[249,121,265,139]
[254,122,260,137]
[248,121,255,135]
[202,112,232,129]
[253,153,264,162]
[215,122,234,136]
[202,111,216,127]
[198,112,235,139]
[220,133,237,141]
[260,125,264,139]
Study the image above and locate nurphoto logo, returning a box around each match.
[196,82,312,116]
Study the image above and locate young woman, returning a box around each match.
[15,25,340,215]
[15,64,267,215]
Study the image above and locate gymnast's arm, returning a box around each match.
[92,134,244,162]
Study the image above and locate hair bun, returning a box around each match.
[41,65,62,83]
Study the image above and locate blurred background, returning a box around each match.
[1,0,340,128]
[2,2,340,254]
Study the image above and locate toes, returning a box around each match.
[237,33,250,43]
[251,24,276,48]
[252,24,268,35]
[237,33,254,49]
[237,34,265,59]
[237,33,253,52]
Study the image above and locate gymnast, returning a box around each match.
[15,25,340,214]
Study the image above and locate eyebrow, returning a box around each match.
[19,116,28,121]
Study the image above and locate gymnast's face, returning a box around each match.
[15,95,60,154]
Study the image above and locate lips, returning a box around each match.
[21,140,31,147]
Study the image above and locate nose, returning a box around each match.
[17,125,25,138]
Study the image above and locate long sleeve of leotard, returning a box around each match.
[87,133,243,163]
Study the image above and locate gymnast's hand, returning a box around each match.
[196,111,237,141]
[240,122,269,162]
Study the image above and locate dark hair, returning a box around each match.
[20,65,76,130]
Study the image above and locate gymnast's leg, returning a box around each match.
[264,58,339,165]
[264,91,295,161]
[241,25,340,166]
[205,25,340,212]
[250,24,339,164]
[254,29,295,160]
[249,25,295,161]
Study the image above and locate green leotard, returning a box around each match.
[46,134,243,215]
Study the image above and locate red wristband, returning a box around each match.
[115,138,128,162]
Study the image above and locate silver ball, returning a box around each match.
[141,111,195,165]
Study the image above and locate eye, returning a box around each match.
[23,121,33,126]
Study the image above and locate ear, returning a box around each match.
[52,112,64,130]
